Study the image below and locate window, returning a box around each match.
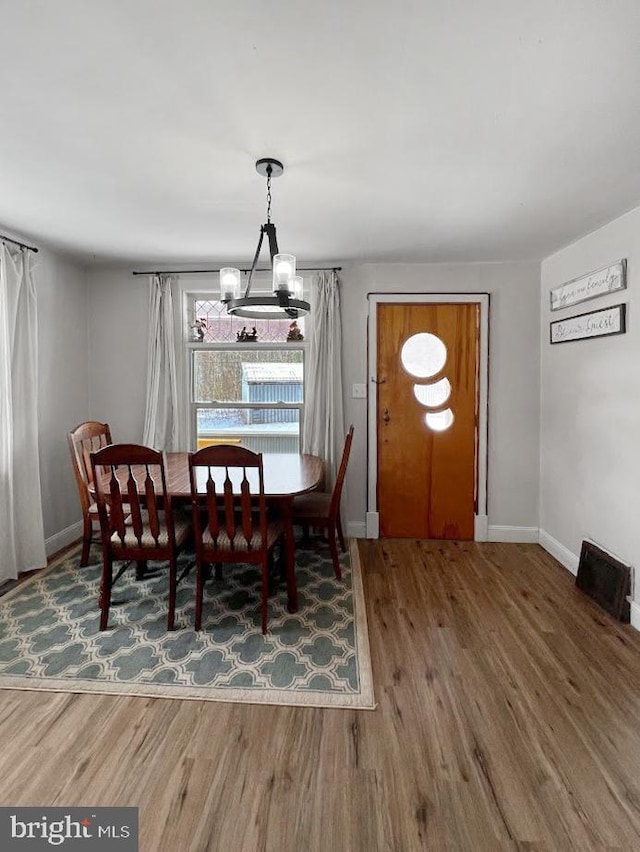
[186,291,306,453]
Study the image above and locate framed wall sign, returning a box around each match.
[550,303,626,344]
[550,259,626,311]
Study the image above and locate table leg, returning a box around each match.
[279,497,298,613]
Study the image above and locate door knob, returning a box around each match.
[383,408,390,424]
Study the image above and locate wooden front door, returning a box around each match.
[377,302,479,539]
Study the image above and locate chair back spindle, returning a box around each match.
[223,470,236,543]
[206,473,220,541]
[240,474,253,545]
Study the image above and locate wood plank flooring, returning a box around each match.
[2,540,640,850]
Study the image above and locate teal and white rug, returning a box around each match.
[0,540,374,709]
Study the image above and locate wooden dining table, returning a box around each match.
[96,451,324,613]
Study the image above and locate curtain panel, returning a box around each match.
[0,244,46,581]
[302,271,345,488]
[142,274,180,451]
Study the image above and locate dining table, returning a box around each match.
[95,451,325,614]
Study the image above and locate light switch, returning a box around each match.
[352,383,367,398]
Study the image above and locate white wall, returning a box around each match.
[35,249,89,551]
[85,262,541,537]
[340,262,541,535]
[87,268,149,442]
[540,208,639,601]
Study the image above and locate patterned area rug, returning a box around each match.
[0,540,374,708]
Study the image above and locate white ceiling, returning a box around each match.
[2,0,640,265]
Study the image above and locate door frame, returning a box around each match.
[366,292,490,541]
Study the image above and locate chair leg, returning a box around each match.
[99,553,113,630]
[214,563,222,581]
[328,522,342,581]
[301,523,310,542]
[261,558,269,634]
[167,557,177,631]
[336,513,346,553]
[277,542,287,582]
[80,516,92,567]
[267,550,275,594]
[195,559,205,631]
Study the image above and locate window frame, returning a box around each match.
[184,294,308,452]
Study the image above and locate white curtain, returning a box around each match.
[142,274,180,450]
[0,244,46,581]
[302,271,345,487]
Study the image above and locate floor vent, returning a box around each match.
[576,540,631,622]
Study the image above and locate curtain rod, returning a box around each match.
[0,232,39,253]
[132,266,341,276]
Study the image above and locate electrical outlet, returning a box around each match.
[352,383,367,398]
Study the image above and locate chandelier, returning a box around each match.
[219,158,311,320]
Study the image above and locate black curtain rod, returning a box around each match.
[0,232,39,253]
[132,266,341,276]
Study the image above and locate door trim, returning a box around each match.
[366,293,490,540]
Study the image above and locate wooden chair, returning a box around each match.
[68,420,113,567]
[292,425,354,580]
[90,443,192,631]
[189,445,283,634]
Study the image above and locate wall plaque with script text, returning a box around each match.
[549,303,626,344]
[550,259,626,311]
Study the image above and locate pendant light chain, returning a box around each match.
[266,166,273,223]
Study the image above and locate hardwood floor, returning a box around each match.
[2,539,640,850]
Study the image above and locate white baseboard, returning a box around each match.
[538,529,579,575]
[45,521,82,557]
[350,520,538,543]
[630,601,640,632]
[488,525,539,543]
[474,515,488,541]
[346,522,367,539]
[365,512,379,539]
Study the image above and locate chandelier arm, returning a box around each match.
[263,222,280,261]
[245,226,265,297]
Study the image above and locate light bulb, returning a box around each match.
[291,276,303,298]
[272,254,296,293]
[219,267,241,300]
[276,260,292,278]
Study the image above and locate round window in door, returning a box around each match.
[413,377,451,408]
[401,333,454,432]
[400,333,447,378]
